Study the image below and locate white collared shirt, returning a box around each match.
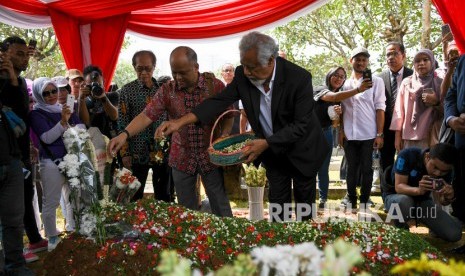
[341,75,386,140]
[390,66,405,89]
[250,60,277,138]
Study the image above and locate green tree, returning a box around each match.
[271,0,444,85]
[0,24,64,79]
[112,60,136,88]
[1,23,132,80]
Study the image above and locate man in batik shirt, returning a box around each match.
[110,46,233,217]
[118,50,171,202]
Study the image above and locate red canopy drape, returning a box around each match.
[0,0,332,87]
[432,0,465,53]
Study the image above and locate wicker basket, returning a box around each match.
[208,110,256,166]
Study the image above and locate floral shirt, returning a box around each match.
[118,78,167,165]
[144,73,225,175]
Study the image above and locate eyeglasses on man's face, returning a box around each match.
[386,51,400,58]
[42,89,58,97]
[135,65,154,73]
[222,69,234,73]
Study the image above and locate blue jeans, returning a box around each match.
[384,193,462,242]
[317,127,333,200]
[0,159,26,272]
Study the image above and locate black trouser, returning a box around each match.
[0,159,26,271]
[23,162,42,244]
[130,162,171,202]
[344,139,374,203]
[265,158,316,222]
[380,129,396,172]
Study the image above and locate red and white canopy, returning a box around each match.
[0,0,463,86]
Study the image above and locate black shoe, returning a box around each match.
[450,244,465,254]
[319,199,327,209]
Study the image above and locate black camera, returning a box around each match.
[87,71,104,97]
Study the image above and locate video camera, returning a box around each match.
[87,71,104,97]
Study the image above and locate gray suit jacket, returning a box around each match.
[378,67,413,122]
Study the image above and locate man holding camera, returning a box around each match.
[78,65,118,138]
[382,143,461,242]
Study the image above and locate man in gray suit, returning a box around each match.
[378,42,413,175]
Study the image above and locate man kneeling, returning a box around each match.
[382,143,462,242]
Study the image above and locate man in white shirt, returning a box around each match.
[340,47,386,210]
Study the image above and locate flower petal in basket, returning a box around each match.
[208,132,256,166]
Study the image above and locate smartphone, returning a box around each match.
[0,41,8,52]
[362,69,372,82]
[422,88,434,95]
[28,39,37,49]
[67,94,75,113]
[449,49,459,60]
[441,24,451,37]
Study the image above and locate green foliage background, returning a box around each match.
[271,0,444,85]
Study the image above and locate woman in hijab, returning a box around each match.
[390,49,443,151]
[313,66,363,208]
[29,77,83,252]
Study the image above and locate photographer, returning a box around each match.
[382,143,461,242]
[78,65,118,138]
[0,36,36,274]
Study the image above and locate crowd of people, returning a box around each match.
[1,29,465,274]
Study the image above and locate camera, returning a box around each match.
[86,71,104,97]
[427,176,444,191]
[432,178,444,191]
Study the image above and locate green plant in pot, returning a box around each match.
[242,163,267,187]
[242,163,267,220]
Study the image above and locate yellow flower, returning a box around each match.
[391,254,465,276]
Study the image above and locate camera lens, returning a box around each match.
[91,82,103,96]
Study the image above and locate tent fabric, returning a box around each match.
[432,0,465,53]
[0,0,329,88]
[1,0,464,87]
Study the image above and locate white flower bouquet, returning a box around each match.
[58,126,99,233]
[109,167,141,204]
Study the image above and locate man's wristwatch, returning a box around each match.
[376,133,384,138]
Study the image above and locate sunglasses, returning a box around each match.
[135,66,154,73]
[42,89,58,97]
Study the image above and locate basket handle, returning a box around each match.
[210,109,242,146]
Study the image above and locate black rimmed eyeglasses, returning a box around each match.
[42,89,58,97]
